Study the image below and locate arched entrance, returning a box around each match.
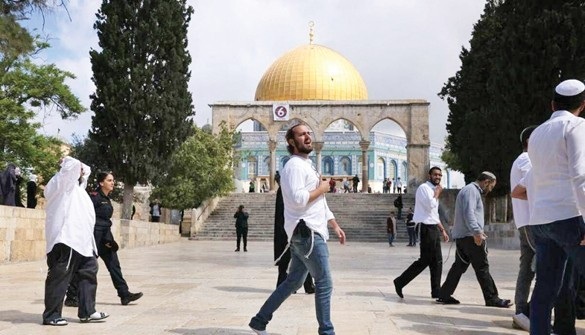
[212,100,430,192]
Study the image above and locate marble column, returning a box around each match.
[313,141,324,176]
[268,139,277,191]
[359,140,370,193]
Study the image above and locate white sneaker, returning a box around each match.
[512,313,530,331]
[80,311,109,323]
[249,325,268,335]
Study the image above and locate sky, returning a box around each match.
[25,0,486,145]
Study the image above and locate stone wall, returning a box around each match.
[440,189,520,249]
[0,205,180,264]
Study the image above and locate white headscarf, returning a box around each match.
[44,156,97,257]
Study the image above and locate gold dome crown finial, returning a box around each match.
[308,21,315,44]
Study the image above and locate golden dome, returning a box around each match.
[255,44,368,101]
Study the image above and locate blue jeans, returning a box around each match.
[387,233,395,246]
[529,217,585,335]
[250,233,334,335]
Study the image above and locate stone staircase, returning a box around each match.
[191,192,415,243]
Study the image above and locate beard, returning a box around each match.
[293,138,313,154]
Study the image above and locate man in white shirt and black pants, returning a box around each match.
[249,124,346,335]
[393,167,449,299]
[525,79,585,335]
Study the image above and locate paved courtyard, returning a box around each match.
[0,239,583,335]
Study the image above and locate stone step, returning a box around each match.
[193,192,415,242]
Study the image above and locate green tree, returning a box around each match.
[440,0,585,195]
[0,0,84,185]
[89,0,195,218]
[152,125,235,210]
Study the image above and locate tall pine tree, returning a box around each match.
[90,0,195,218]
[440,0,585,196]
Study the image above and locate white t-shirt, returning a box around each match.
[510,152,531,228]
[280,155,335,241]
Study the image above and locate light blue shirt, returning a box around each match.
[452,182,484,239]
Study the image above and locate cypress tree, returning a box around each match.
[440,0,585,196]
[89,0,195,218]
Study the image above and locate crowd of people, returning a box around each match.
[3,79,583,333]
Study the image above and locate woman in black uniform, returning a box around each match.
[66,172,143,306]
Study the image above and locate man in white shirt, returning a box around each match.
[393,167,449,300]
[42,157,108,326]
[525,79,585,335]
[510,125,537,330]
[249,124,346,335]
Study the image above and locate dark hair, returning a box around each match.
[285,123,304,154]
[520,125,537,149]
[428,166,442,175]
[553,89,585,112]
[96,171,113,190]
[477,171,496,182]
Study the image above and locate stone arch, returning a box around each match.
[339,156,352,176]
[211,100,430,191]
[322,156,334,175]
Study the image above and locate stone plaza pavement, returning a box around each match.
[1,239,584,335]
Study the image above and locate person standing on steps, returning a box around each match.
[234,204,249,252]
[393,166,449,300]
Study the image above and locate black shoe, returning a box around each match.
[244,248,248,252]
[64,298,78,307]
[486,298,512,308]
[234,248,240,252]
[436,296,460,305]
[393,279,404,298]
[305,286,316,294]
[121,292,143,305]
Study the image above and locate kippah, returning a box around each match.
[481,171,496,180]
[555,79,585,96]
[554,79,585,105]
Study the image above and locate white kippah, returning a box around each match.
[555,79,585,97]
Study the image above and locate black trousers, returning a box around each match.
[68,227,129,300]
[407,226,416,246]
[43,243,98,321]
[236,227,248,250]
[394,224,443,297]
[438,236,499,303]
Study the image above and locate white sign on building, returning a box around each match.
[272,104,289,121]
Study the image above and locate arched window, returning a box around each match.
[322,156,334,175]
[247,157,257,180]
[377,157,386,180]
[390,160,398,181]
[339,156,351,175]
[263,156,270,175]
